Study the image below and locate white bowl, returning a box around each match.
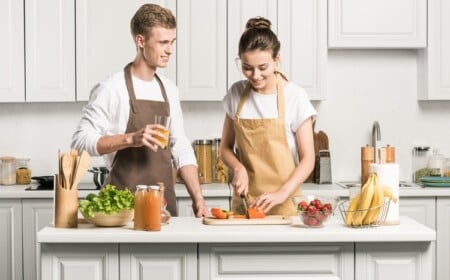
[81,209,134,227]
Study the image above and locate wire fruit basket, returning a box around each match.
[338,199,391,228]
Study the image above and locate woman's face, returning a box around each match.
[240,49,279,93]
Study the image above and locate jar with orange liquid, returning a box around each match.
[134,185,148,230]
[145,185,161,231]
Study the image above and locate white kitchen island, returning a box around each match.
[38,215,435,280]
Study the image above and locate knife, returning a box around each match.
[240,193,248,213]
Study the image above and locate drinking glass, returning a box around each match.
[154,115,171,149]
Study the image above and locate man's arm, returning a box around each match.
[178,165,208,217]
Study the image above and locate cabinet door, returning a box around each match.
[120,244,197,280]
[178,197,230,217]
[22,199,54,280]
[278,0,328,100]
[0,0,25,102]
[418,0,450,100]
[356,242,433,280]
[177,0,227,101]
[41,244,119,280]
[76,0,176,101]
[227,0,277,87]
[437,198,450,280]
[0,199,22,280]
[199,243,354,280]
[328,0,427,48]
[399,197,436,229]
[25,0,75,102]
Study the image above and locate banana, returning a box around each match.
[382,186,398,203]
[362,175,384,225]
[351,173,376,226]
[345,192,361,225]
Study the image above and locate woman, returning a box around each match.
[220,17,317,216]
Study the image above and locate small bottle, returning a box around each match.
[16,158,31,185]
[145,185,161,231]
[134,185,148,231]
[361,146,374,185]
[157,182,171,225]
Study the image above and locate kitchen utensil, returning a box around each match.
[61,154,73,189]
[306,125,329,183]
[88,166,109,189]
[70,150,91,190]
[241,193,248,212]
[203,215,292,225]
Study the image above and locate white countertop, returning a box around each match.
[2,182,450,199]
[37,215,435,244]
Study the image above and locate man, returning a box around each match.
[71,4,208,217]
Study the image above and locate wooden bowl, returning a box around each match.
[81,209,134,227]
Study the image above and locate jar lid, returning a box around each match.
[0,156,16,162]
[136,185,148,190]
[194,139,213,145]
[149,185,160,191]
[413,146,430,151]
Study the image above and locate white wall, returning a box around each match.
[1,49,449,184]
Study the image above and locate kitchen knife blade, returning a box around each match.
[241,194,248,212]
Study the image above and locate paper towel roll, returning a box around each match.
[370,163,399,225]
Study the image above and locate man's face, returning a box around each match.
[138,27,176,69]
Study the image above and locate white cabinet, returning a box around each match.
[418,0,450,100]
[22,199,54,280]
[25,0,75,102]
[76,0,176,101]
[120,244,197,280]
[278,0,328,100]
[436,198,450,280]
[41,244,119,280]
[399,197,436,229]
[177,0,227,101]
[0,199,22,280]
[356,242,433,280]
[0,0,25,102]
[329,0,427,48]
[199,243,354,279]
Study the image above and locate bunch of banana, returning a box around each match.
[345,173,398,226]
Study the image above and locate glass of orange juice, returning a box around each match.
[154,115,171,149]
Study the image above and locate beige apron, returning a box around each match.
[231,74,300,216]
[104,62,177,216]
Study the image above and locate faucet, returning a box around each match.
[372,121,381,163]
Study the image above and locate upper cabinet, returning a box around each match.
[177,0,227,101]
[76,0,176,101]
[418,0,450,100]
[25,0,75,102]
[0,0,24,102]
[328,0,427,49]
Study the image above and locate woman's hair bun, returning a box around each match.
[245,17,271,30]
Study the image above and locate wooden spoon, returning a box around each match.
[70,150,91,190]
[61,154,73,189]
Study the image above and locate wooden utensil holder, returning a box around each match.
[54,180,78,228]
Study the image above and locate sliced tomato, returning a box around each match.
[246,207,265,219]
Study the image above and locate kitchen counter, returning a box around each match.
[37,215,434,243]
[37,216,435,280]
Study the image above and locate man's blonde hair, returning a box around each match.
[130,4,176,39]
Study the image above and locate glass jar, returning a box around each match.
[412,146,431,183]
[134,185,148,231]
[1,156,17,185]
[145,185,161,231]
[194,139,213,184]
[444,158,450,177]
[157,182,171,225]
[213,138,229,183]
[16,158,31,185]
[428,149,445,176]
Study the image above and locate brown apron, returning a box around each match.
[231,73,300,216]
[104,62,177,216]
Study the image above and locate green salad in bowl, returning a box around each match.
[79,185,134,227]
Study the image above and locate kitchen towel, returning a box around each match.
[370,163,400,225]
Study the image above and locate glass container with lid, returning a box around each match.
[412,146,431,183]
[428,148,445,176]
[194,139,213,184]
[1,156,16,185]
[16,158,31,185]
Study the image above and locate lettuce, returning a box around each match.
[79,184,134,218]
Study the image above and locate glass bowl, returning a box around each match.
[292,195,339,227]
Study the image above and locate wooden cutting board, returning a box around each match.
[203,215,292,225]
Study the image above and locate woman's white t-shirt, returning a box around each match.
[223,80,317,163]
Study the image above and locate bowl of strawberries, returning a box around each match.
[292,195,338,228]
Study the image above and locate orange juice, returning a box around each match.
[134,185,148,230]
[144,185,161,231]
[154,128,170,149]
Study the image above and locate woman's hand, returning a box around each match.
[231,165,249,197]
[252,190,288,213]
[131,124,168,152]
